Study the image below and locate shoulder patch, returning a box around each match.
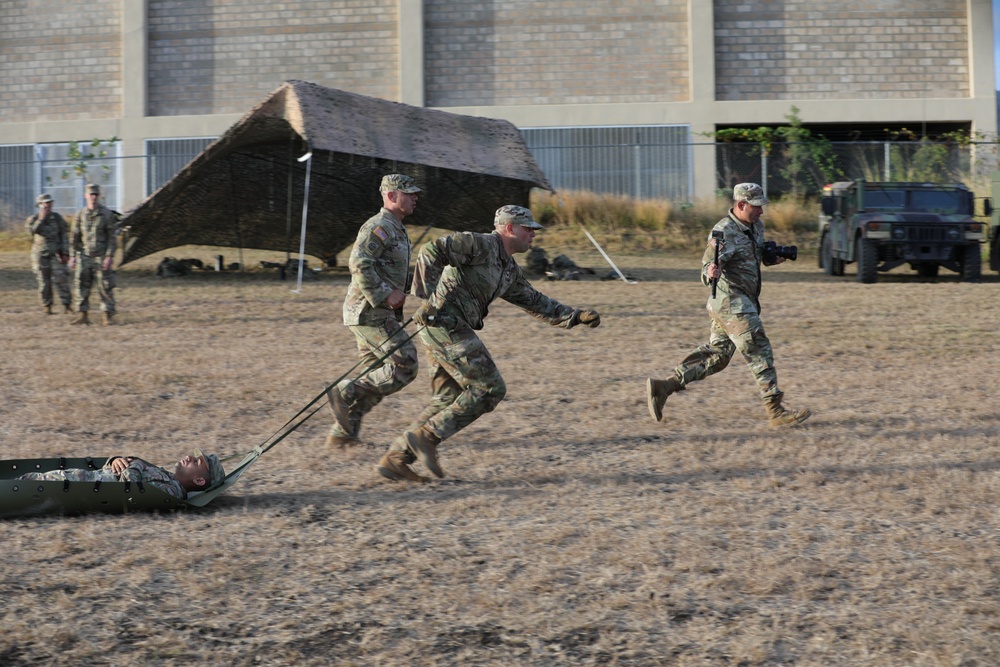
[367,240,380,252]
[373,226,389,242]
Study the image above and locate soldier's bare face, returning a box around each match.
[86,192,100,210]
[397,191,418,215]
[510,224,535,253]
[38,202,52,217]
[735,201,763,225]
[174,453,209,487]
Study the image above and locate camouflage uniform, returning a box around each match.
[25,203,71,309]
[17,457,187,499]
[71,197,120,314]
[328,176,420,440]
[669,205,784,401]
[401,229,587,445]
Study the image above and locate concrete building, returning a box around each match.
[0,0,994,217]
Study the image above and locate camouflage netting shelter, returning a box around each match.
[120,80,552,265]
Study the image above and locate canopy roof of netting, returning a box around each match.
[121,80,551,265]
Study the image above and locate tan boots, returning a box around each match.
[765,397,811,428]
[70,311,90,325]
[646,377,683,422]
[376,450,429,484]
[404,427,444,478]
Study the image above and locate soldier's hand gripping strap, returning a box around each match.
[413,300,440,327]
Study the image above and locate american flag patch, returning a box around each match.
[373,226,388,242]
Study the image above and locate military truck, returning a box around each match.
[818,180,987,283]
[989,172,1000,273]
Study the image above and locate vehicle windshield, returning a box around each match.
[863,189,905,209]
[863,187,965,214]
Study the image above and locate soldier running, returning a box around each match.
[324,174,422,446]
[376,205,602,483]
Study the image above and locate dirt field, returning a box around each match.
[2,244,1000,666]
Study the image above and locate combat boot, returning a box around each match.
[376,450,429,483]
[404,427,445,478]
[646,376,684,422]
[45,305,52,315]
[324,434,357,448]
[324,386,356,435]
[765,397,812,428]
[102,312,115,326]
[70,311,90,325]
[63,303,73,314]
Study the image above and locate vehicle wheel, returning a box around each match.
[916,262,939,279]
[821,233,833,274]
[832,254,845,276]
[961,244,981,282]
[856,237,877,283]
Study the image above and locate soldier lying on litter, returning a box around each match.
[16,449,225,499]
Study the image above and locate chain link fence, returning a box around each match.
[715,141,1000,201]
[4,137,1000,232]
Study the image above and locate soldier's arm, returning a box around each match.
[502,270,578,328]
[104,212,118,259]
[349,225,397,308]
[410,232,480,300]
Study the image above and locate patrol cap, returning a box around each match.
[494,205,543,230]
[85,183,101,194]
[194,448,226,487]
[733,182,768,206]
[379,174,422,194]
[36,193,53,206]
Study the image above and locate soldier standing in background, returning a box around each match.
[323,174,422,446]
[646,183,811,428]
[376,205,602,483]
[69,183,120,325]
[25,193,71,314]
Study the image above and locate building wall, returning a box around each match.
[0,0,122,122]
[714,0,970,101]
[423,0,690,107]
[147,0,399,116]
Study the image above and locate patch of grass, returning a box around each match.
[531,189,819,254]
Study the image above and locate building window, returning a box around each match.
[0,142,122,223]
[522,126,692,202]
[0,144,36,223]
[145,138,214,196]
[38,141,123,213]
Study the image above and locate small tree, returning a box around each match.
[45,136,120,192]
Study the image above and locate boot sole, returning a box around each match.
[646,378,664,422]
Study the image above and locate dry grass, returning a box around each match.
[531,191,817,255]
[2,241,1000,666]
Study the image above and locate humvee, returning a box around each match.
[818,180,987,283]
[988,172,1000,272]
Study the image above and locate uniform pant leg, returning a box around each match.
[75,258,95,312]
[97,267,116,314]
[715,312,781,401]
[329,319,418,439]
[413,324,506,443]
[54,260,71,306]
[32,252,53,307]
[673,316,737,386]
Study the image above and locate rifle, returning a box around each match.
[710,229,724,299]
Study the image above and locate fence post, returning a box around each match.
[884,142,890,180]
[760,143,768,196]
